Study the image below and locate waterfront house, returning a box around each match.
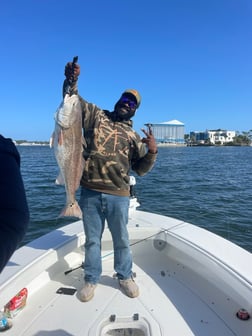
[190,129,236,145]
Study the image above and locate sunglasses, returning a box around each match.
[120,96,137,109]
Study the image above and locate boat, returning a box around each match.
[0,195,251,335]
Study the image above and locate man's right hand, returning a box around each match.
[64,62,80,82]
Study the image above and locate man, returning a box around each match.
[64,61,157,302]
[0,135,29,273]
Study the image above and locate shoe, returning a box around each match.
[119,278,139,298]
[80,282,97,302]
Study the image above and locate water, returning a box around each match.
[17,146,252,253]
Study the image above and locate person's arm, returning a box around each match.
[131,128,158,176]
[62,60,80,97]
[63,60,105,131]
[0,135,29,273]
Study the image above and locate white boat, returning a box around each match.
[0,197,251,335]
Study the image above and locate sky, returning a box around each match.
[1,0,252,141]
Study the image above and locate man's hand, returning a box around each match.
[141,126,157,154]
[64,62,80,82]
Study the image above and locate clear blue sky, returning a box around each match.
[1,0,252,141]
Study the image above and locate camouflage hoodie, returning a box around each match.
[63,80,157,196]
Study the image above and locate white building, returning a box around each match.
[208,129,236,145]
[146,120,185,145]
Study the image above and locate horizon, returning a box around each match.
[13,126,251,143]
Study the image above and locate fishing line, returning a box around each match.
[64,222,185,275]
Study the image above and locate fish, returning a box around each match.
[50,93,84,219]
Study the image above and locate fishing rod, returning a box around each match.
[64,263,83,275]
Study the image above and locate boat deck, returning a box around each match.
[5,249,239,336]
[1,211,251,335]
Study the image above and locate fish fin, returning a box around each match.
[58,129,64,146]
[81,135,87,148]
[55,173,65,185]
[59,201,83,219]
[49,132,55,148]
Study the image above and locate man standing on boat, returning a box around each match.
[64,60,157,302]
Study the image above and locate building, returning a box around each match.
[208,129,236,145]
[189,131,209,144]
[146,120,185,145]
[190,129,236,145]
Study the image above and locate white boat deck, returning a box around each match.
[1,210,251,335]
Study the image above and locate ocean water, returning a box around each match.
[17,145,252,253]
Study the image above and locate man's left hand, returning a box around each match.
[141,127,157,154]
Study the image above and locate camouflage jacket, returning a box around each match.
[63,80,157,196]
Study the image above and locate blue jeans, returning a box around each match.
[79,187,132,284]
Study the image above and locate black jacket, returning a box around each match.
[0,135,29,272]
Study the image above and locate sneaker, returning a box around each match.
[80,282,97,302]
[119,278,139,298]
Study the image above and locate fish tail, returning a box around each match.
[59,201,83,219]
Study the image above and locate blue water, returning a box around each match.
[18,146,252,253]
